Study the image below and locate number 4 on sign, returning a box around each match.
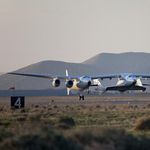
[14,98,21,108]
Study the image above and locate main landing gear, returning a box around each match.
[78,95,84,100]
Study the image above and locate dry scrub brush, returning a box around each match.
[134,116,150,131]
[0,126,84,150]
[1,102,150,149]
[65,127,150,150]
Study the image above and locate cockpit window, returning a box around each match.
[83,76,89,78]
[129,75,136,78]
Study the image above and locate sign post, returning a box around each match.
[10,96,25,109]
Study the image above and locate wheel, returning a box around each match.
[78,96,81,100]
[82,96,84,100]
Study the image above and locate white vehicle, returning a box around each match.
[7,72,150,100]
[94,73,150,93]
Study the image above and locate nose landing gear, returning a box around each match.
[78,95,84,100]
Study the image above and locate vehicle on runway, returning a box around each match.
[94,73,150,93]
[7,72,150,100]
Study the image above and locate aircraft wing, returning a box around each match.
[90,74,121,80]
[132,74,150,79]
[143,84,150,86]
[90,73,150,80]
[106,85,146,91]
[7,72,78,80]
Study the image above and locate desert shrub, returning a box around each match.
[135,116,150,131]
[0,128,83,150]
[27,114,41,123]
[17,117,26,122]
[53,105,57,108]
[48,108,52,111]
[145,103,150,108]
[42,106,46,109]
[10,106,16,111]
[96,120,103,125]
[109,105,116,109]
[133,105,138,109]
[0,122,11,128]
[73,130,93,145]
[70,127,150,150]
[57,124,70,130]
[39,110,44,113]
[94,104,101,108]
[0,107,3,112]
[130,115,137,119]
[88,106,93,111]
[20,108,26,113]
[72,128,125,146]
[58,116,75,126]
[34,105,39,108]
[0,129,14,142]
[124,105,134,109]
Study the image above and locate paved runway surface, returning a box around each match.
[0,100,150,105]
[1,94,150,105]
[25,100,150,105]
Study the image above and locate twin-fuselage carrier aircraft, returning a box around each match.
[94,73,150,93]
[7,71,150,100]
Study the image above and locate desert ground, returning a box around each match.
[1,94,150,149]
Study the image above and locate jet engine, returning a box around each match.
[52,79,60,87]
[65,80,73,88]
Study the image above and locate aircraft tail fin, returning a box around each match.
[136,78,145,92]
[66,70,70,95]
[66,70,69,77]
[93,79,106,92]
[136,78,143,86]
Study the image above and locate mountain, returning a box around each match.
[82,52,150,74]
[0,52,150,96]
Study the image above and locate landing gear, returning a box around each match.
[78,95,84,100]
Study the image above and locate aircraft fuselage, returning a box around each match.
[70,76,92,91]
[117,75,136,87]
[107,74,146,92]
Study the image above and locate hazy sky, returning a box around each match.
[1,0,150,72]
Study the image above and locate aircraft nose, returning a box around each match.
[88,81,91,86]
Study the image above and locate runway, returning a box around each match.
[0,100,150,105]
[22,100,150,105]
[1,95,150,105]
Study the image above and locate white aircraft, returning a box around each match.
[7,71,150,99]
[7,70,99,100]
[94,73,150,93]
